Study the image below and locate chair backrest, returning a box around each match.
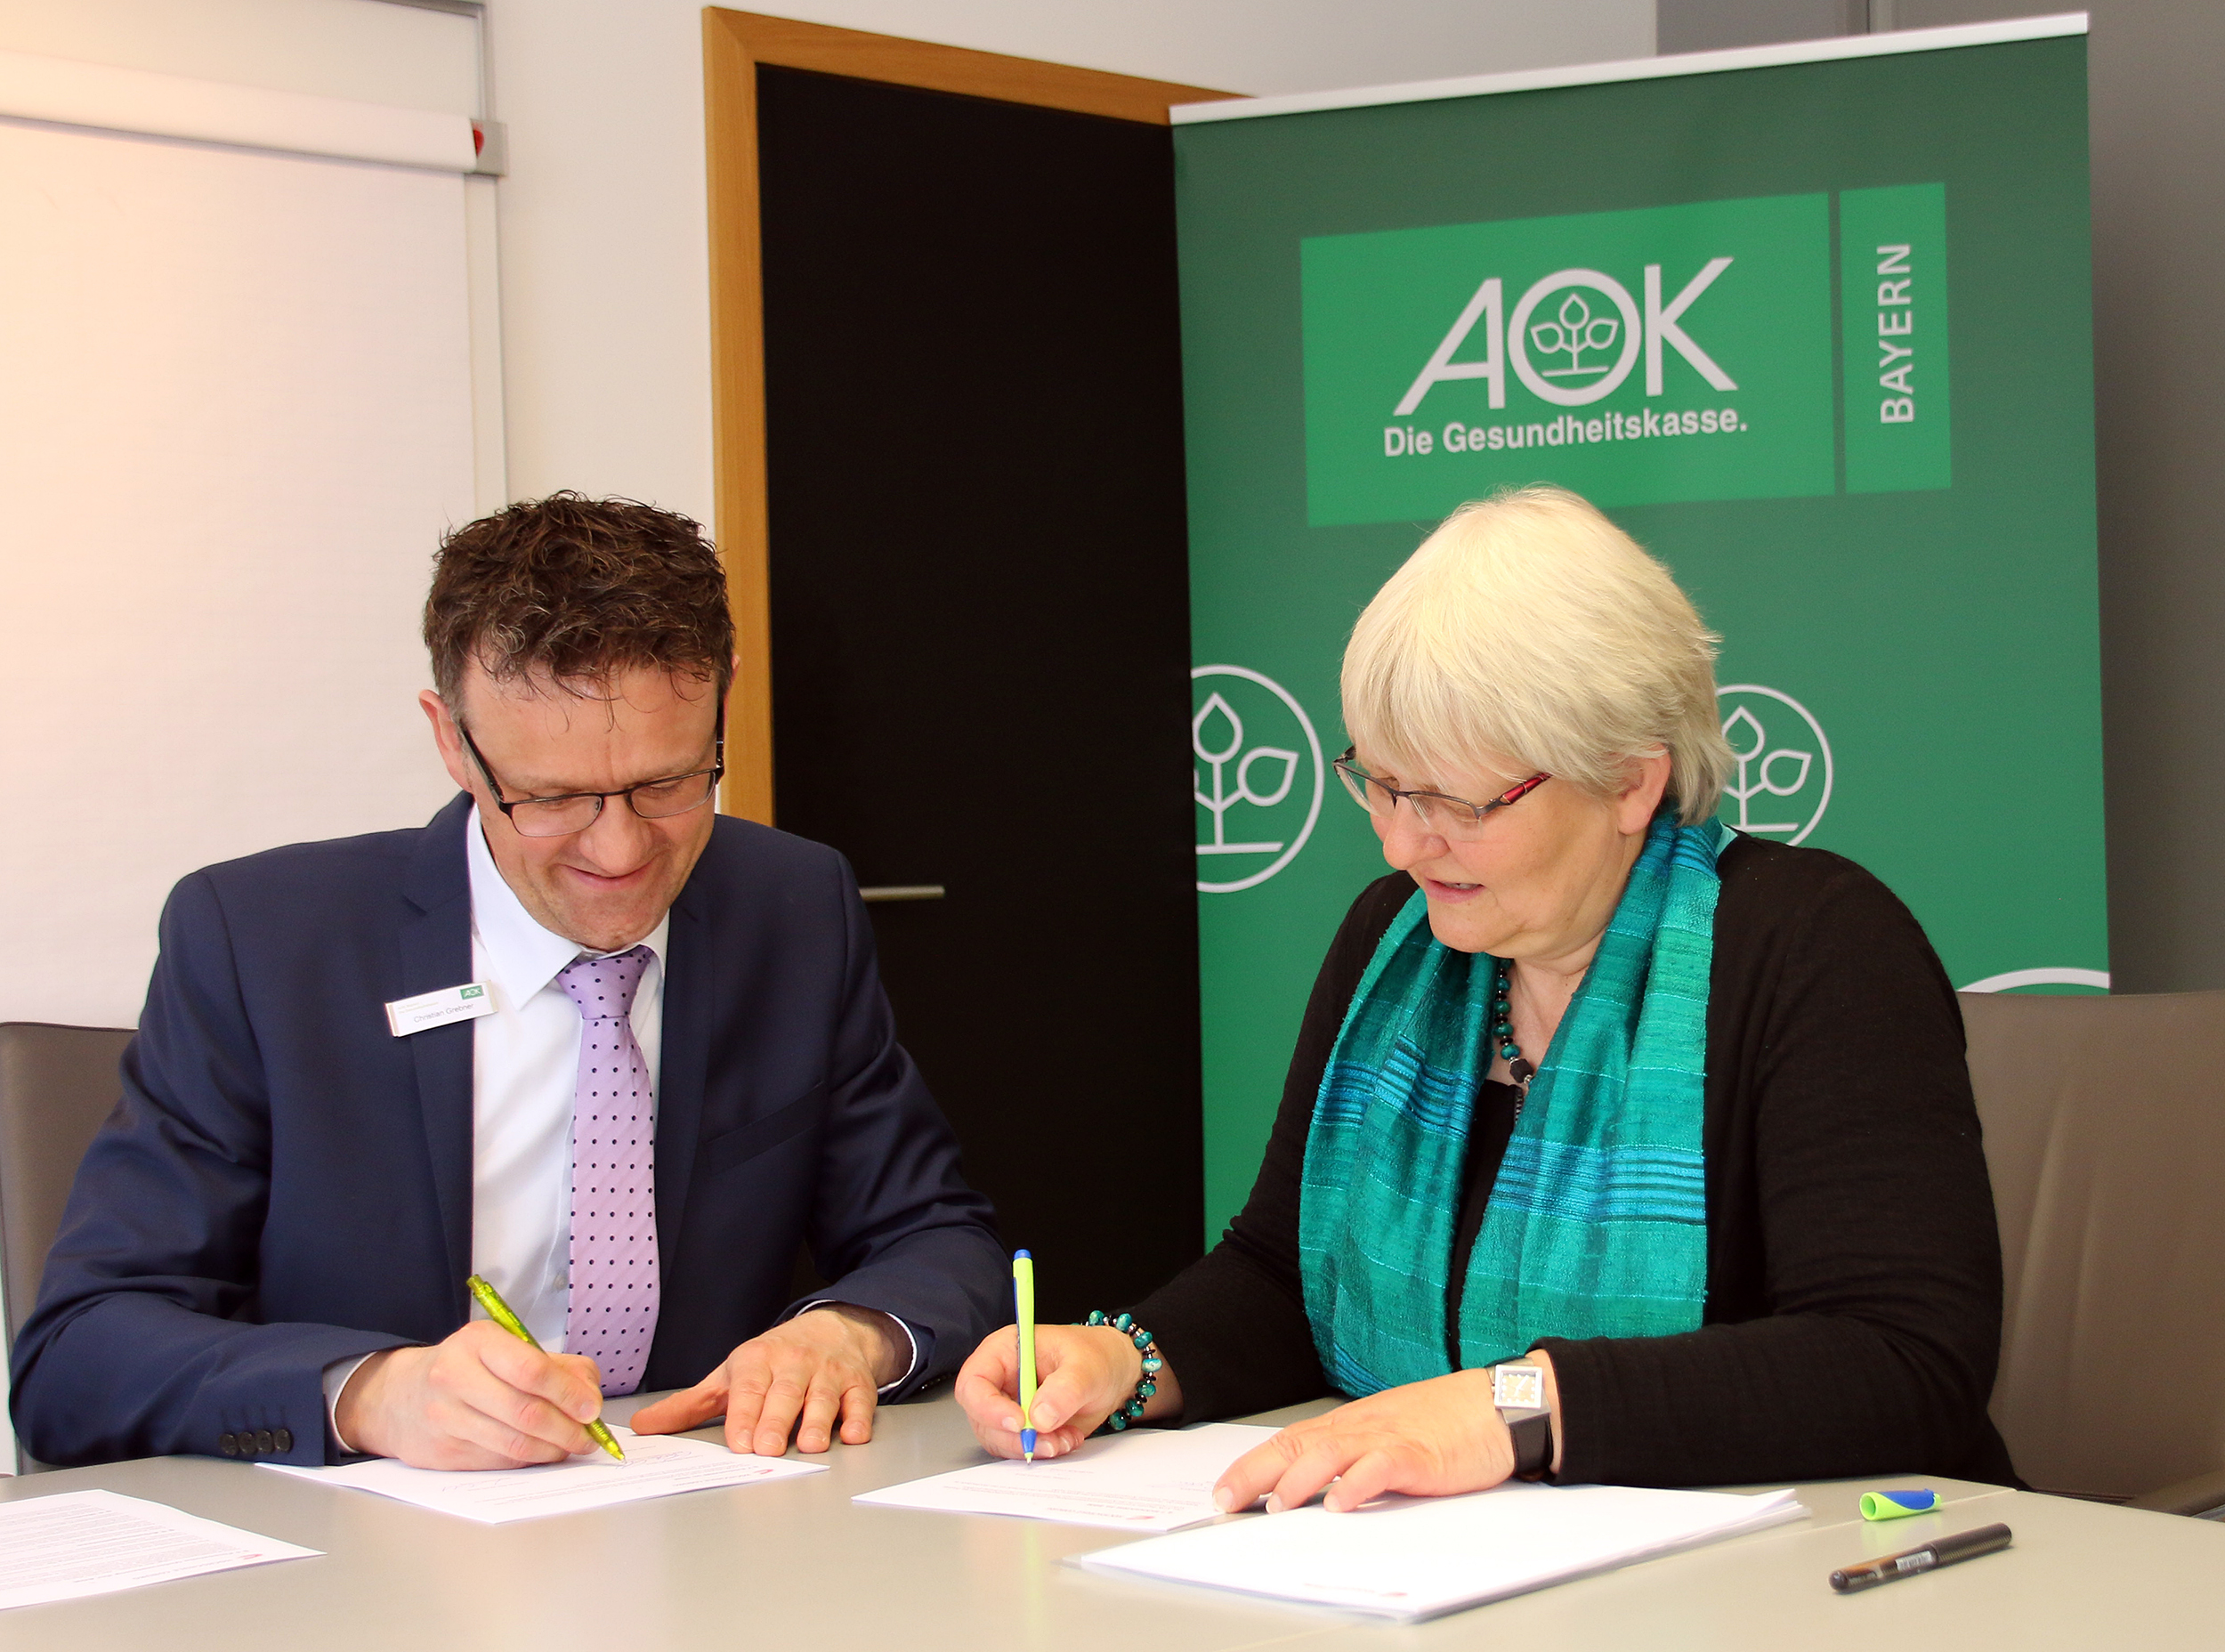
[0,1023,134,1350]
[1962,989,2225,1499]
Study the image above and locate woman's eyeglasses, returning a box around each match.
[1332,748,1549,840]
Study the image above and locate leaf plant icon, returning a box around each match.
[1193,692,1298,856]
[1719,703,1814,836]
[1528,290,1622,381]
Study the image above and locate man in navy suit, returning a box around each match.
[11,494,1005,1469]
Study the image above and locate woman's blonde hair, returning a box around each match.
[1340,486,1732,824]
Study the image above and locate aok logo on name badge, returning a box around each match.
[1301,193,1837,524]
[384,981,494,1038]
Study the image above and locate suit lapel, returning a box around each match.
[655,878,710,1263]
[400,795,477,1323]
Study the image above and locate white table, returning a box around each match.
[3,1389,2218,1649]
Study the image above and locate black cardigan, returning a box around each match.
[1135,834,2017,1488]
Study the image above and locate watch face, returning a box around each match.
[1493,1364,1544,1411]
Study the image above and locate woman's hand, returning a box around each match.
[1213,1355,1558,1514]
[953,1324,1179,1458]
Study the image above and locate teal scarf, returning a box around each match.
[1299,813,1726,1394]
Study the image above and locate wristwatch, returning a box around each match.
[1491,1361,1555,1481]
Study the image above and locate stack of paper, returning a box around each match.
[263,1425,822,1524]
[0,1489,319,1610]
[854,1423,1279,1533]
[1078,1481,1807,1619]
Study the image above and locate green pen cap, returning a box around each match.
[1860,1489,1941,1520]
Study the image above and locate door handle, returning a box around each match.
[859,885,946,903]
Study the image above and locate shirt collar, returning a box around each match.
[465,806,670,1008]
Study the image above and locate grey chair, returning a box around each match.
[1961,989,2225,1514]
[0,1022,134,1355]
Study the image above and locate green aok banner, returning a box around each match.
[1304,184,1954,521]
[1306,191,1840,518]
[1176,23,2102,1237]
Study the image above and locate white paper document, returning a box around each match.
[854,1423,1280,1533]
[1078,1481,1807,1620]
[0,1488,320,1611]
[262,1425,823,1524]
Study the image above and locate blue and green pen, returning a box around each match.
[1013,1250,1037,1462]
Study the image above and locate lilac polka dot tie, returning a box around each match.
[557,946,659,1397]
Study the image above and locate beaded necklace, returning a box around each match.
[1489,957,1537,1119]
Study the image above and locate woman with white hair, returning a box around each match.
[956,485,2011,1505]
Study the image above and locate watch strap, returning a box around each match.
[1506,1409,1553,1481]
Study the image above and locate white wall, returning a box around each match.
[0,0,509,513]
[0,2,492,1032]
[0,126,477,1028]
[486,0,1657,529]
[0,0,479,112]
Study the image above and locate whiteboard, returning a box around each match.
[0,118,476,1029]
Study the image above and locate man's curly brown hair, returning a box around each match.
[424,492,733,706]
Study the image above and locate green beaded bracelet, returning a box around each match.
[1081,1309,1162,1431]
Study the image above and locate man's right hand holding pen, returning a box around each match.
[334,1322,608,1470]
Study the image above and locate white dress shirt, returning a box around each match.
[325,808,915,1447]
[461,808,667,1352]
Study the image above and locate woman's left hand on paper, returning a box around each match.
[1213,1356,1557,1515]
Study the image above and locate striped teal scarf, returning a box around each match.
[1299,813,1725,1394]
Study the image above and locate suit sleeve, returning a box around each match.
[8,872,408,1467]
[778,858,1005,1396]
[1537,860,2005,1486]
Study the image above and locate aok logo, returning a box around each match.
[1392,257,1735,419]
[1300,190,1837,522]
[1716,684,1833,845]
[1192,665,1323,894]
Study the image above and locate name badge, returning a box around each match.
[384,983,495,1037]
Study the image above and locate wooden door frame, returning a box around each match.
[701,8,1236,822]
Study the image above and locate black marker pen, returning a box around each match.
[1830,1522,2013,1592]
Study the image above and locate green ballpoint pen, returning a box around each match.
[466,1273,627,1462]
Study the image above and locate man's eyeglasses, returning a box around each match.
[457,709,725,838]
[1332,747,1549,840]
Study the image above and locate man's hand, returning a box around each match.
[336,1321,606,1470]
[628,1305,907,1456]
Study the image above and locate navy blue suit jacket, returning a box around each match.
[10,796,1005,1467]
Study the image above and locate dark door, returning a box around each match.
[756,64,1202,1322]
